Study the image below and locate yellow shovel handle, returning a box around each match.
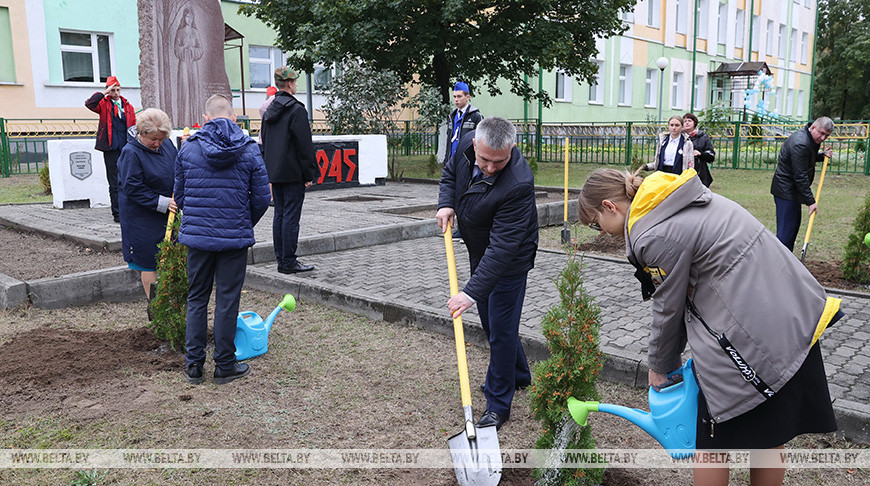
[164,210,176,242]
[443,227,473,408]
[802,156,829,247]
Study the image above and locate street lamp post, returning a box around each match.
[656,57,669,125]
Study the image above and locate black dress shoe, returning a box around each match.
[214,362,250,384]
[476,410,509,430]
[184,363,203,385]
[278,262,315,274]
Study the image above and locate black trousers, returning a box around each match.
[184,247,248,372]
[102,148,121,219]
[272,182,306,269]
[477,272,532,416]
[774,196,803,252]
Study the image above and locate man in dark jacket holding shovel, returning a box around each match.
[175,94,271,385]
[770,116,834,251]
[437,117,538,430]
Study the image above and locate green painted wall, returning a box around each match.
[43,0,139,86]
[0,7,15,83]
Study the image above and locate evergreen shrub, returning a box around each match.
[529,252,604,485]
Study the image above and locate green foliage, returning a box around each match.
[240,0,635,106]
[697,101,735,132]
[149,213,188,350]
[323,59,408,137]
[529,252,604,485]
[405,85,451,129]
[841,191,870,283]
[813,0,870,120]
[39,165,51,194]
[527,156,539,176]
[70,469,107,486]
[426,154,438,176]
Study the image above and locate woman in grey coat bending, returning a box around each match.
[578,167,842,486]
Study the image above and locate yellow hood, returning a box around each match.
[628,169,698,234]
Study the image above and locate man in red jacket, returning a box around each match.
[85,76,136,223]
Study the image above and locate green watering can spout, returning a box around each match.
[567,398,599,427]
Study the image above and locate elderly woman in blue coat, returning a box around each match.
[117,108,178,306]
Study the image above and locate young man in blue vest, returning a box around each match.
[443,81,484,166]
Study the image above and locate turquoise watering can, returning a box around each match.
[568,359,698,459]
[235,294,296,361]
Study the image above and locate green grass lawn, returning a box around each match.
[391,154,870,263]
[0,174,52,204]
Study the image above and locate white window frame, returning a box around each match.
[697,0,709,39]
[619,6,635,23]
[766,20,774,56]
[791,28,798,62]
[312,63,339,92]
[717,3,728,44]
[618,64,632,106]
[797,90,805,117]
[588,61,604,104]
[694,75,706,110]
[776,83,784,111]
[647,0,660,28]
[645,69,657,107]
[800,32,809,64]
[735,10,745,49]
[675,0,687,34]
[751,15,760,53]
[555,70,573,102]
[672,71,684,109]
[803,0,811,7]
[713,79,724,103]
[786,88,794,115]
[59,30,114,84]
[249,45,285,89]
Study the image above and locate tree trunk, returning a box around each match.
[433,52,451,106]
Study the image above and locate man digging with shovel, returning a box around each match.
[437,117,538,431]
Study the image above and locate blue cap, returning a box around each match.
[453,81,470,93]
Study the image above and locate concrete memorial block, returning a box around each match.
[138,0,232,128]
[312,134,387,187]
[47,140,111,209]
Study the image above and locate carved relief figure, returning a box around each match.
[173,7,203,124]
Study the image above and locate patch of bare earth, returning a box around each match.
[0,226,122,280]
[0,292,867,485]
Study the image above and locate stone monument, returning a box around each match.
[138,0,232,127]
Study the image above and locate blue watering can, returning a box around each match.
[235,294,296,361]
[567,359,698,459]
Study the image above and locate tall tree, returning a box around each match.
[241,0,634,105]
[813,0,870,120]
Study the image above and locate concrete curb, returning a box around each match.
[26,266,143,309]
[0,273,28,309]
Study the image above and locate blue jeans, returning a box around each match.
[272,182,306,269]
[185,247,247,372]
[774,196,803,252]
[477,273,532,416]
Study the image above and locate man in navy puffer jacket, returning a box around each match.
[174,94,271,385]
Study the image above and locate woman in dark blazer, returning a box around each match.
[117,108,177,309]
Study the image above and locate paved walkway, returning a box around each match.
[2,181,868,443]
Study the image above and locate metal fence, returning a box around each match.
[2,118,868,177]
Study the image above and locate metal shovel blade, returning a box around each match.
[448,425,502,486]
